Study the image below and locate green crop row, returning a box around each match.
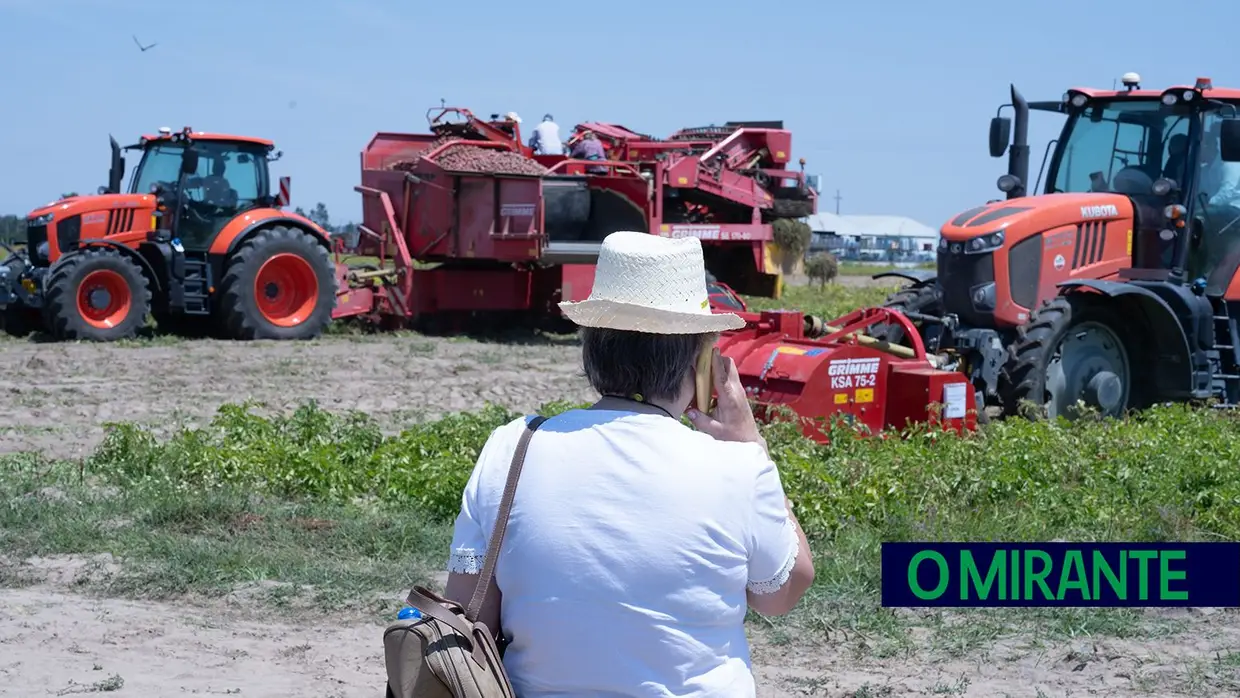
[84,399,1240,544]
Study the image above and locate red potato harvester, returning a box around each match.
[709,292,979,441]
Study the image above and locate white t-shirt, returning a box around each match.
[530,121,563,155]
[447,409,799,697]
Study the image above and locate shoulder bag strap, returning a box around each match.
[465,415,548,621]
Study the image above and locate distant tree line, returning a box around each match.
[0,215,24,247]
[293,202,361,249]
[1,201,359,248]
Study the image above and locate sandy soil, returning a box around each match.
[1,335,1238,697]
[2,559,1237,698]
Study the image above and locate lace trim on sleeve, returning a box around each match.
[447,547,485,575]
[746,522,799,596]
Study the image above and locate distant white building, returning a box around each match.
[803,213,937,263]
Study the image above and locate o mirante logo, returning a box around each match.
[881,543,1240,607]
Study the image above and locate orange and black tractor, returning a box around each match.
[871,75,1240,420]
[0,127,337,341]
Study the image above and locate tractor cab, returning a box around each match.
[123,128,283,251]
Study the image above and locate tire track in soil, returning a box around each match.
[0,335,594,459]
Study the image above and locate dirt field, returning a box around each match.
[1,334,1238,697]
[0,333,595,460]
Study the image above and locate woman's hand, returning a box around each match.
[686,347,766,450]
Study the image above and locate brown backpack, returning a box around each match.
[384,416,546,698]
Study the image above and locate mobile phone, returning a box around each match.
[694,343,715,413]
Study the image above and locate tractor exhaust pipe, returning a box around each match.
[107,136,124,195]
[989,84,1031,199]
[1008,85,1030,200]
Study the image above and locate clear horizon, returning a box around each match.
[2,0,1234,228]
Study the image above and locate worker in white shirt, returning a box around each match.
[529,114,564,155]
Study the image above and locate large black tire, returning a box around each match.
[999,295,1141,420]
[42,248,151,341]
[868,284,943,346]
[216,226,336,340]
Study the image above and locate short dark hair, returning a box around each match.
[581,328,715,403]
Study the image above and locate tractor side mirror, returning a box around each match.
[1221,120,1240,162]
[180,148,200,175]
[989,116,1012,158]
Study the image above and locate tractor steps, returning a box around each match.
[180,256,211,315]
[1209,299,1240,402]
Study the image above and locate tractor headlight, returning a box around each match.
[938,236,948,252]
[1163,204,1187,221]
[964,230,1005,255]
[971,282,997,311]
[996,174,1022,193]
[27,213,52,227]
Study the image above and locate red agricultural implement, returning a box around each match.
[702,289,976,438]
[562,119,817,297]
[338,107,815,332]
[713,302,978,441]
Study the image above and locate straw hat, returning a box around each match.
[558,231,745,334]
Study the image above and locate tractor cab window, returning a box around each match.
[1190,111,1240,291]
[180,143,267,211]
[129,144,185,194]
[130,140,270,249]
[1051,100,1191,198]
[131,141,268,210]
[1160,117,1191,184]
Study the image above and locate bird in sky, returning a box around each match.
[132,35,157,52]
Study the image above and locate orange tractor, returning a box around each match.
[869,74,1240,420]
[0,127,340,341]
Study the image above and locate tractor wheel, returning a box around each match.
[868,284,943,347]
[999,295,1139,420]
[42,248,151,341]
[216,226,336,340]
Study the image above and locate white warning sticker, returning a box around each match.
[942,382,967,419]
[828,357,880,389]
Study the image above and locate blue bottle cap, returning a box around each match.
[398,606,423,620]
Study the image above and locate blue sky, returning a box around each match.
[2,0,1235,228]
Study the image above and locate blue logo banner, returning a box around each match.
[880,542,1240,607]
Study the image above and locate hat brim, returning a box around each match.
[558,299,745,334]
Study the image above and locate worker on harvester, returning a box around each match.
[570,130,609,174]
[529,114,564,155]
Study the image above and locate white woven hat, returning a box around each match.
[559,231,745,334]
